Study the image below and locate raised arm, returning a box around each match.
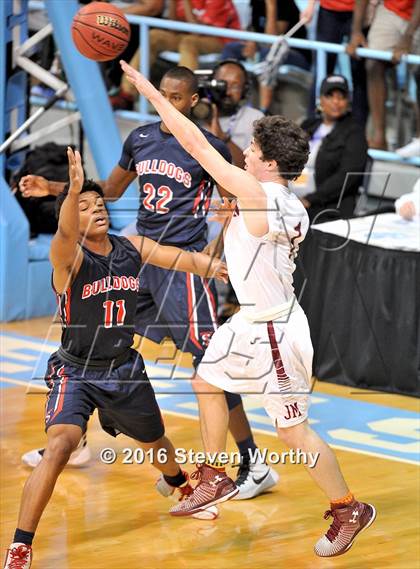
[126,236,228,282]
[120,60,265,208]
[347,0,369,58]
[19,175,66,197]
[102,165,137,200]
[49,148,84,294]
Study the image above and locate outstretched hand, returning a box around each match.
[67,147,84,194]
[19,175,49,198]
[120,60,156,99]
[206,256,229,284]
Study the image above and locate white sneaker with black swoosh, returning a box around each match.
[233,454,279,500]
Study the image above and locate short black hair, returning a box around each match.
[214,59,248,84]
[253,116,309,181]
[161,66,199,95]
[55,179,104,220]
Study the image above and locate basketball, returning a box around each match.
[192,506,219,520]
[71,1,131,62]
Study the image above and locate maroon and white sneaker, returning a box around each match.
[170,464,238,517]
[314,501,376,557]
[3,543,32,568]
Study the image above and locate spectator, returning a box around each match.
[221,0,311,114]
[298,74,368,222]
[348,0,420,149]
[304,0,369,127]
[395,178,420,219]
[204,60,264,168]
[111,0,240,109]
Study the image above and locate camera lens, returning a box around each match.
[192,99,212,122]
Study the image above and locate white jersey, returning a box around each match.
[224,181,309,316]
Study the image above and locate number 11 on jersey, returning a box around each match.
[103,299,126,328]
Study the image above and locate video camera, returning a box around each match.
[192,74,227,122]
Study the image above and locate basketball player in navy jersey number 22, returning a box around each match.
[120,59,377,558]
[3,148,228,569]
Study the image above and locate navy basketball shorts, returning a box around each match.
[135,252,218,363]
[44,350,165,443]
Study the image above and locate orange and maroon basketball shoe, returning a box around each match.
[3,543,32,568]
[314,501,376,557]
[170,464,238,517]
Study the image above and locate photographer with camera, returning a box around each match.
[194,60,264,169]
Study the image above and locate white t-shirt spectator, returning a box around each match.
[218,105,264,151]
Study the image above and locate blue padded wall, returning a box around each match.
[0,175,30,321]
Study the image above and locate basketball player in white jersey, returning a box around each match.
[120,60,376,558]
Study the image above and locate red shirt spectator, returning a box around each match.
[321,0,355,11]
[176,0,240,30]
[384,0,415,20]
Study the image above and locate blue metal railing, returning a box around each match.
[26,2,420,166]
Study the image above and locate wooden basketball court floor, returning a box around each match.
[1,317,419,569]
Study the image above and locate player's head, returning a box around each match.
[159,66,199,116]
[55,179,109,237]
[244,116,309,181]
[213,60,249,114]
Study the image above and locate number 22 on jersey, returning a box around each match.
[142,183,173,214]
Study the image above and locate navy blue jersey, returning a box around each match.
[119,121,231,246]
[56,235,141,361]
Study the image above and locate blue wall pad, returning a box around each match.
[0,175,30,321]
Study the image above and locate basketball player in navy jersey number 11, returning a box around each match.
[19,66,279,500]
[3,148,228,569]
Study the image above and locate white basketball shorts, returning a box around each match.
[197,305,314,428]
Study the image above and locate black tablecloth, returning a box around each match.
[294,229,420,396]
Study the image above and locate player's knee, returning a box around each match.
[138,436,164,450]
[277,422,307,448]
[44,435,78,465]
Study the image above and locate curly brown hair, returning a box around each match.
[253,116,309,181]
